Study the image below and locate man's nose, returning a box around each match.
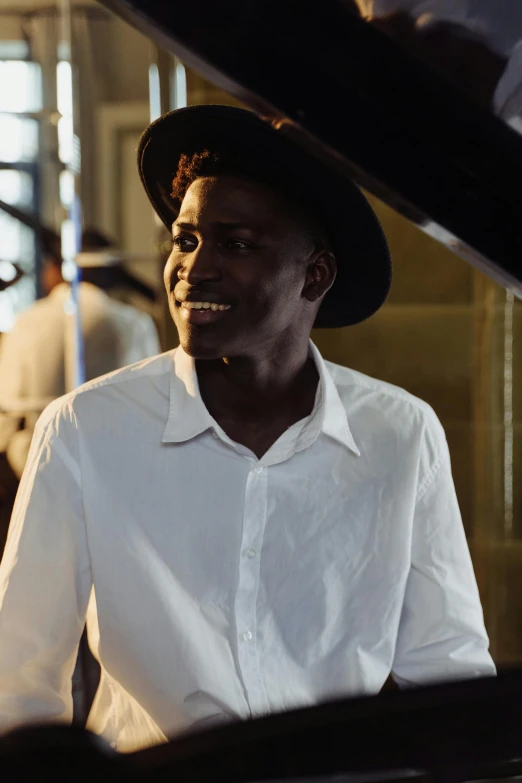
[177,242,221,284]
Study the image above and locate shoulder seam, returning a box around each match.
[328,363,433,415]
[36,355,171,427]
[415,449,446,503]
[30,414,82,486]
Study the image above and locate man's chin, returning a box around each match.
[178,333,226,361]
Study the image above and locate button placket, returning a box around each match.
[234,465,270,714]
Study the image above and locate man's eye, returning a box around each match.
[172,236,196,250]
[226,239,250,250]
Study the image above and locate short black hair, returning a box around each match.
[171,149,332,249]
[41,230,62,269]
[81,227,116,252]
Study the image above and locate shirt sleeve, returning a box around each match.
[0,402,92,733]
[392,414,496,686]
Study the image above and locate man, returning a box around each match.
[0,224,160,480]
[0,105,495,752]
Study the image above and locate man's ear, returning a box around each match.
[302,249,337,303]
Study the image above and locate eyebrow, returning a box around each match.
[173,221,263,233]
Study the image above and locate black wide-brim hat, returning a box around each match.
[137,105,391,328]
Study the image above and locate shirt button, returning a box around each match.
[253,466,263,474]
[246,548,256,558]
[242,631,253,642]
[212,431,219,439]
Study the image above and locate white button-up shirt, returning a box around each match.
[0,342,495,751]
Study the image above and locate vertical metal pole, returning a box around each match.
[503,290,514,539]
[59,0,85,391]
[171,56,187,112]
[149,45,187,351]
[26,11,61,300]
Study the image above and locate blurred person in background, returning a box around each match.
[0,218,160,485]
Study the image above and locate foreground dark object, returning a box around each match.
[0,724,121,781]
[98,0,522,295]
[2,670,522,782]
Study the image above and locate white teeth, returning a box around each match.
[181,301,231,311]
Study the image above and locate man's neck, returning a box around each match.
[195,339,319,457]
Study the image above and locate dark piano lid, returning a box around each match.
[98,0,522,296]
[356,0,522,130]
[132,669,522,781]
[2,670,522,782]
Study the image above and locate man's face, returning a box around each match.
[164,175,330,360]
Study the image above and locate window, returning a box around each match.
[0,50,42,332]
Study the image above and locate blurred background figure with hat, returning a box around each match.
[78,227,158,303]
[0,206,160,486]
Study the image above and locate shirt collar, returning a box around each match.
[162,342,360,457]
[162,346,215,443]
[306,341,360,456]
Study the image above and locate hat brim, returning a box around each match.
[137,105,391,328]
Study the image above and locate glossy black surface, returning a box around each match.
[132,670,522,781]
[97,0,522,294]
[3,670,522,781]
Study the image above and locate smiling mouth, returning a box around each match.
[176,299,232,325]
[180,301,231,312]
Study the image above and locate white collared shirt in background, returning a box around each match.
[0,342,495,751]
[0,282,160,476]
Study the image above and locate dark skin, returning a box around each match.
[164,176,336,458]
